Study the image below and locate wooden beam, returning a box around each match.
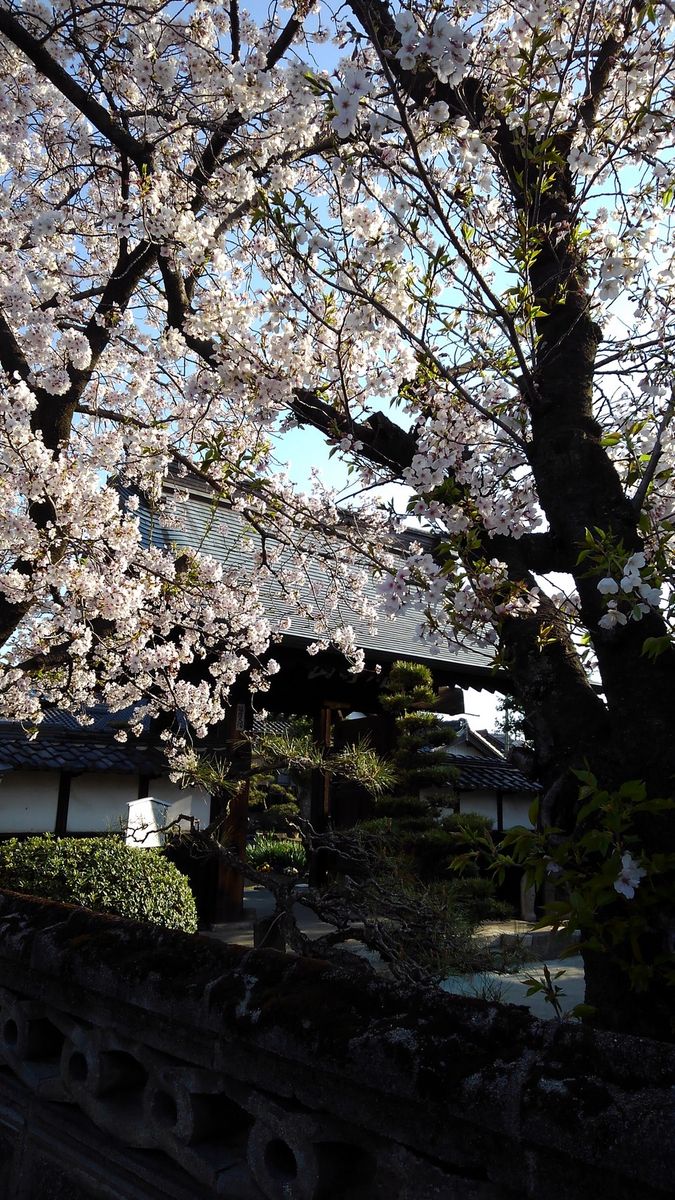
[496,791,504,834]
[54,771,71,836]
[212,696,251,922]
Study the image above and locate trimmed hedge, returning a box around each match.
[0,835,198,933]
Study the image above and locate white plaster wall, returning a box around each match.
[457,792,534,830]
[148,776,211,831]
[0,771,59,833]
[458,791,498,828]
[0,768,211,837]
[67,773,136,833]
[503,795,534,829]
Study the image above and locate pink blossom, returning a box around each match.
[613,853,647,900]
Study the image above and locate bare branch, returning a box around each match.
[0,7,149,167]
[632,386,675,515]
[191,4,314,201]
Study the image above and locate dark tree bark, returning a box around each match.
[340,0,675,1038]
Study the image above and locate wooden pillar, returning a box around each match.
[309,705,332,829]
[54,771,71,836]
[213,700,250,923]
[496,791,504,834]
[308,705,334,887]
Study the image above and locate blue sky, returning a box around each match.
[244,0,505,732]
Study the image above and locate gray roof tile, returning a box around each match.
[134,480,495,683]
[0,714,164,774]
[448,754,540,794]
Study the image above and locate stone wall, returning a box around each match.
[0,889,673,1200]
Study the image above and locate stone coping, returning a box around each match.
[0,890,673,1199]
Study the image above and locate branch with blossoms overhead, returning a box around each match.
[0,3,672,778]
[1,0,675,1034]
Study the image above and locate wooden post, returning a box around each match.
[54,771,71,836]
[308,705,333,886]
[213,700,250,923]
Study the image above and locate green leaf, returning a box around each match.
[617,779,647,803]
[570,1003,597,1020]
[576,794,605,822]
[642,635,671,660]
[578,829,613,854]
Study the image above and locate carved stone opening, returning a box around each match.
[316,1142,377,1193]
[152,1089,178,1128]
[64,1046,148,1098]
[67,1051,88,1083]
[264,1137,298,1182]
[5,1014,63,1060]
[101,1051,147,1094]
[2,1021,17,1049]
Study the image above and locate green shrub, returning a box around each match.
[247,834,307,873]
[400,827,459,880]
[441,811,494,836]
[374,793,431,819]
[0,835,198,933]
[445,877,514,923]
[391,815,436,834]
[357,817,394,835]
[255,802,301,833]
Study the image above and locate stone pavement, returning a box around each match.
[203,886,586,1020]
[440,956,586,1019]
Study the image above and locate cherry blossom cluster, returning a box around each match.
[393,10,473,86]
[0,0,674,747]
[613,851,647,900]
[597,553,663,631]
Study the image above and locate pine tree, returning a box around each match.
[377,661,458,825]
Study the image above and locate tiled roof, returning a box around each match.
[0,706,164,774]
[0,737,164,774]
[448,754,540,794]
[0,704,148,738]
[131,479,495,684]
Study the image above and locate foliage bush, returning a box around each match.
[254,802,301,834]
[370,664,517,928]
[374,793,430,820]
[379,664,458,802]
[444,877,514,924]
[441,812,494,837]
[247,834,307,873]
[400,827,460,880]
[0,835,198,933]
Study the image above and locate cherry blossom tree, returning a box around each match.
[1,0,674,1034]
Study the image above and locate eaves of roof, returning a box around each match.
[0,733,164,775]
[448,754,540,794]
[133,481,498,684]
